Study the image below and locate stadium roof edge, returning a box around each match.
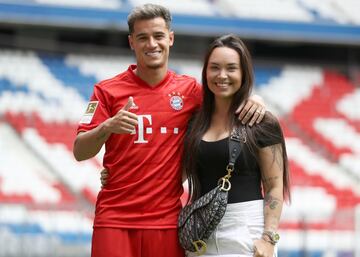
[0,2,359,46]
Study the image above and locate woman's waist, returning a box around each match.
[225,199,264,214]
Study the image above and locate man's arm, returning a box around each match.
[236,94,266,126]
[73,97,138,161]
[73,124,111,161]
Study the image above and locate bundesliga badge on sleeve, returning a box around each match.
[79,101,99,124]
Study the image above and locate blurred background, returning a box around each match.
[0,0,359,256]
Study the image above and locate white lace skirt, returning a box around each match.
[186,199,278,257]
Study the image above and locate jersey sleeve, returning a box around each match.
[77,84,111,133]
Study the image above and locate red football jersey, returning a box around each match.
[78,65,202,229]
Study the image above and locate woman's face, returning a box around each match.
[206,46,242,99]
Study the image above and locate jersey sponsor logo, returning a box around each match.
[79,101,99,124]
[134,115,180,144]
[134,114,152,144]
[168,92,184,111]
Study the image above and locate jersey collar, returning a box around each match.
[128,64,173,89]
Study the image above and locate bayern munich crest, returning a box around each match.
[169,92,184,111]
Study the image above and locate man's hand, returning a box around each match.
[100,168,109,188]
[103,96,138,134]
[235,94,266,126]
[73,97,138,161]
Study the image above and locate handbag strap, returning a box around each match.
[228,126,246,168]
[218,126,246,191]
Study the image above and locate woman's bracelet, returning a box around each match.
[261,234,276,245]
[261,230,280,245]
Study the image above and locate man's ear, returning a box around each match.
[169,31,174,47]
[128,34,134,50]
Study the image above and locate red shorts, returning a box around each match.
[91,227,185,257]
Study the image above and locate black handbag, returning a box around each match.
[178,127,246,255]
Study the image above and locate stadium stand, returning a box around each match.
[1,48,359,256]
[0,0,359,256]
[130,0,216,16]
[36,0,122,9]
[298,0,360,25]
[215,0,313,22]
[0,204,92,257]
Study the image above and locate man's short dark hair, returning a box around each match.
[127,3,172,34]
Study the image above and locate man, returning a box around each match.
[73,4,265,257]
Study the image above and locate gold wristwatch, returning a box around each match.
[262,230,280,245]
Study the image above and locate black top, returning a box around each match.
[196,121,283,203]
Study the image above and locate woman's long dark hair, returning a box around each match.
[182,34,290,204]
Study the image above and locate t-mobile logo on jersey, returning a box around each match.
[133,115,179,144]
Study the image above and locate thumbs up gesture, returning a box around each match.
[103,96,138,134]
[123,96,135,111]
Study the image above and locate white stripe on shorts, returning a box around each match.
[186,199,278,257]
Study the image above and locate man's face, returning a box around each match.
[129,17,174,71]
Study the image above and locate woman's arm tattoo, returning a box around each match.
[264,194,280,210]
[270,144,283,170]
[262,176,279,187]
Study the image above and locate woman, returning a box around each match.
[183,34,290,257]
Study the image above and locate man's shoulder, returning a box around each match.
[173,72,197,82]
[171,72,200,87]
[95,70,131,89]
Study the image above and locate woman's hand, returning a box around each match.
[253,238,275,257]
